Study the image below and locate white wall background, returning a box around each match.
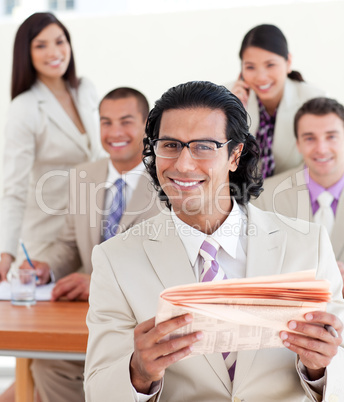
[0,1,343,185]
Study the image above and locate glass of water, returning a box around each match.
[11,269,36,306]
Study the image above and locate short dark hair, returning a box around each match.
[239,24,304,82]
[143,81,263,208]
[100,87,150,121]
[294,97,344,138]
[11,12,78,100]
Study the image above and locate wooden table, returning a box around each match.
[0,301,89,402]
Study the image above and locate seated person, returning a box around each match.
[20,87,162,402]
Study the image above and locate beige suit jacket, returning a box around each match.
[252,164,344,262]
[85,205,344,402]
[226,78,325,174]
[0,78,102,262]
[39,158,162,281]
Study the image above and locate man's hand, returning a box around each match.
[337,261,344,298]
[51,273,90,301]
[130,314,203,394]
[0,253,14,281]
[280,311,343,380]
[20,260,51,285]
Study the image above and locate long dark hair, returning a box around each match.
[143,81,263,208]
[11,12,79,100]
[239,24,304,82]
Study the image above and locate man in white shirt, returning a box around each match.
[84,82,344,402]
[19,87,161,402]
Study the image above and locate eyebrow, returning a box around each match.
[119,114,135,120]
[243,58,278,65]
[32,34,65,43]
[300,130,340,137]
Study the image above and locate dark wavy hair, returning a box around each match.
[240,24,304,82]
[11,12,78,100]
[143,81,263,208]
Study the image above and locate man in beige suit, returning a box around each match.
[253,97,344,294]
[20,87,161,402]
[85,82,344,402]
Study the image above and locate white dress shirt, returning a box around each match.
[133,199,324,400]
[103,160,145,214]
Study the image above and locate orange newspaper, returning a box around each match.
[155,270,331,353]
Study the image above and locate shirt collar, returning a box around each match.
[171,198,244,266]
[305,167,344,203]
[105,160,145,191]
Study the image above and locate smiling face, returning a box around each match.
[241,46,291,114]
[30,23,71,83]
[296,113,344,188]
[156,107,242,233]
[100,97,146,173]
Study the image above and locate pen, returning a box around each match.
[324,324,338,338]
[19,238,35,269]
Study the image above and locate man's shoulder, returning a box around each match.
[247,202,317,240]
[262,165,306,193]
[100,210,171,249]
[284,78,325,102]
[75,157,108,172]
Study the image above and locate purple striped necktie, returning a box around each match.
[199,237,236,382]
[103,178,126,241]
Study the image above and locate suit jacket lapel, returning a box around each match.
[143,212,233,394]
[273,78,297,170]
[33,81,91,157]
[233,204,287,393]
[69,83,98,158]
[142,212,196,289]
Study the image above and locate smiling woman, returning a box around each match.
[227,24,325,178]
[0,12,101,283]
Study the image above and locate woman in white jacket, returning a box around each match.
[0,12,101,282]
[228,24,325,178]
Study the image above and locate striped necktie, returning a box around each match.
[103,178,126,241]
[314,191,335,236]
[199,237,236,381]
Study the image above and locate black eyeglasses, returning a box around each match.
[150,138,232,160]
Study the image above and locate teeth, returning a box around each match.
[173,179,199,187]
[49,59,61,66]
[259,83,271,90]
[111,142,128,147]
[316,157,331,162]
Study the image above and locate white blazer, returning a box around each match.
[0,78,102,261]
[85,206,344,402]
[226,78,325,174]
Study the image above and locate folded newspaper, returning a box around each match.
[155,270,331,353]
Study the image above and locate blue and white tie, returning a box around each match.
[103,178,126,241]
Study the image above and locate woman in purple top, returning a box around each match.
[228,24,325,178]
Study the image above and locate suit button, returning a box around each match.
[233,397,241,402]
[328,395,338,402]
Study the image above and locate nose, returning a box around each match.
[255,67,268,83]
[174,146,197,172]
[47,43,60,58]
[110,122,125,137]
[314,139,328,154]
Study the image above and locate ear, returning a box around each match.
[287,53,292,74]
[229,143,244,172]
